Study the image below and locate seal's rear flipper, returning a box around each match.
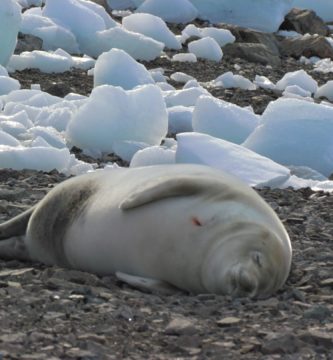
[0,236,31,261]
[0,207,34,240]
[119,175,228,210]
[115,271,182,295]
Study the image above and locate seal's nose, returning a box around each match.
[227,264,258,297]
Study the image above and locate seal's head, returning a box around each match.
[201,222,291,298]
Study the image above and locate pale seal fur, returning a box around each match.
[0,164,292,297]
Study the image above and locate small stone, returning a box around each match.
[0,268,34,277]
[216,317,241,326]
[300,329,333,349]
[303,305,331,321]
[165,318,197,336]
[320,278,333,287]
[261,333,303,354]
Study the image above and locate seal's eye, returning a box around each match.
[251,251,263,268]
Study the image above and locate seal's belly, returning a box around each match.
[63,196,221,291]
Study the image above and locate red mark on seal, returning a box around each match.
[191,216,202,226]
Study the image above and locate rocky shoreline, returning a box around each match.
[0,6,333,359]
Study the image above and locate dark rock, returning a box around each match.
[15,33,43,54]
[165,318,197,335]
[44,82,72,97]
[261,333,304,354]
[221,24,280,56]
[280,8,329,36]
[279,35,333,59]
[303,305,332,321]
[300,330,333,349]
[223,43,281,66]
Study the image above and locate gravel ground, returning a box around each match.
[0,37,333,359]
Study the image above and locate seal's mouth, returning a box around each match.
[227,263,259,298]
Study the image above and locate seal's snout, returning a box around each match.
[228,263,259,297]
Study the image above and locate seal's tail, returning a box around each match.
[0,206,35,240]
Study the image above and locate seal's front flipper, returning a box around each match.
[115,271,182,295]
[119,175,227,210]
[0,236,31,261]
[0,207,35,240]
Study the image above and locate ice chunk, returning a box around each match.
[276,69,318,94]
[168,105,193,133]
[136,0,198,24]
[122,13,181,50]
[94,26,164,61]
[0,76,21,95]
[66,84,168,155]
[176,132,290,187]
[243,98,333,176]
[315,81,333,102]
[94,48,154,89]
[8,51,73,73]
[200,27,235,47]
[0,0,21,66]
[130,145,176,167]
[188,0,292,33]
[212,72,256,91]
[163,87,209,107]
[192,95,259,144]
[188,37,223,62]
[171,53,197,63]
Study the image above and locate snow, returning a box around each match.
[188,37,223,62]
[243,98,333,177]
[176,132,291,188]
[66,84,168,156]
[122,13,181,50]
[192,95,259,144]
[188,0,292,33]
[0,0,22,66]
[276,70,318,94]
[136,0,198,24]
[212,72,256,91]
[93,48,154,90]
